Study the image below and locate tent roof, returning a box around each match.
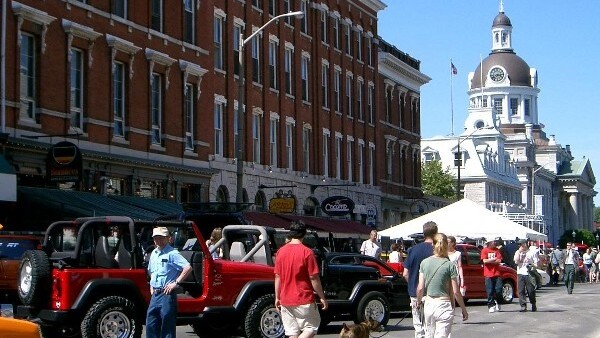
[379,198,547,241]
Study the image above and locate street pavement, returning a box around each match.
[158,282,600,337]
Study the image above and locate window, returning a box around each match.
[70,49,84,130]
[366,36,372,66]
[150,73,162,144]
[269,0,277,16]
[333,68,341,112]
[301,55,309,101]
[321,63,329,108]
[214,102,224,155]
[510,98,519,115]
[233,24,242,76]
[385,86,392,122]
[322,132,330,177]
[347,139,353,181]
[113,62,125,137]
[252,0,262,10]
[346,74,353,117]
[332,17,340,49]
[20,33,36,121]
[368,83,374,124]
[482,95,488,108]
[356,79,363,120]
[284,47,293,95]
[214,15,224,70]
[252,34,261,83]
[369,144,375,185]
[150,0,162,31]
[386,144,393,178]
[344,22,351,55]
[356,30,362,61]
[303,127,310,173]
[283,0,292,25]
[358,142,364,183]
[335,136,342,179]
[285,122,293,169]
[493,98,503,114]
[112,0,126,18]
[270,117,278,166]
[320,11,327,43]
[524,98,530,116]
[252,114,261,163]
[300,1,308,33]
[399,93,405,127]
[183,0,194,44]
[269,40,278,89]
[184,84,195,150]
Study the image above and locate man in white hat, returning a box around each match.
[514,239,538,312]
[146,227,191,338]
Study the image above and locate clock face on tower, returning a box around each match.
[490,67,505,82]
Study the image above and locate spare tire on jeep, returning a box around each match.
[18,250,51,307]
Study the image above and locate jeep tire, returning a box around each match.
[501,279,514,304]
[80,296,142,338]
[18,250,51,307]
[354,291,390,325]
[244,294,285,338]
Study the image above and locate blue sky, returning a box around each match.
[379,0,600,205]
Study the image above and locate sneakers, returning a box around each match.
[519,306,527,312]
[495,302,501,312]
[531,305,537,312]
[488,307,495,313]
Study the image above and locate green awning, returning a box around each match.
[108,195,182,216]
[0,155,15,174]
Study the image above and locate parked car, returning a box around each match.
[456,244,518,303]
[0,317,42,338]
[0,235,42,301]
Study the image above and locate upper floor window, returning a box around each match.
[368,84,374,124]
[285,122,293,170]
[269,0,277,16]
[346,74,353,117]
[344,23,351,56]
[112,0,127,18]
[150,73,163,144]
[321,63,329,108]
[150,0,162,31]
[322,132,330,177]
[369,145,375,185]
[252,0,262,10]
[524,98,531,116]
[113,61,125,137]
[335,136,342,179]
[252,114,262,163]
[284,47,293,95]
[510,98,519,115]
[301,55,309,101]
[300,1,308,34]
[214,15,224,70]
[183,0,195,44]
[356,79,363,120]
[303,127,310,173]
[493,97,503,114]
[184,84,195,150]
[70,48,84,130]
[333,68,341,113]
[214,101,224,156]
[20,33,36,122]
[385,86,392,122]
[358,142,364,183]
[356,30,362,61]
[283,0,292,25]
[270,117,278,166]
[269,40,278,89]
[332,17,340,49]
[347,139,353,181]
[233,24,242,76]
[252,35,262,84]
[366,36,373,66]
[320,11,328,44]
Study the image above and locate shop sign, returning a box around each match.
[46,141,82,183]
[321,196,355,216]
[269,197,296,213]
[366,204,377,227]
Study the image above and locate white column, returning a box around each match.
[569,193,578,229]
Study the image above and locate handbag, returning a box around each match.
[419,260,449,323]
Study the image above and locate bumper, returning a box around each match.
[15,305,74,324]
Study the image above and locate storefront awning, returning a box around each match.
[0,155,17,202]
[245,211,372,238]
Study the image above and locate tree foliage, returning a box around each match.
[421,160,455,199]
[558,229,597,249]
[595,207,600,222]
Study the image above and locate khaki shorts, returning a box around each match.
[280,303,321,336]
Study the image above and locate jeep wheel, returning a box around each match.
[501,280,514,304]
[244,294,285,338]
[354,291,390,325]
[81,296,141,338]
[18,250,51,307]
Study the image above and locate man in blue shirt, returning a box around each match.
[146,227,191,338]
[402,221,438,338]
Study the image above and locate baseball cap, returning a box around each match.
[152,227,170,237]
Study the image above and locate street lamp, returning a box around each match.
[455,126,494,200]
[572,229,576,243]
[596,233,599,250]
[236,11,305,203]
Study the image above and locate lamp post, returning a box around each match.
[596,233,599,250]
[572,229,576,243]
[455,126,493,200]
[236,11,304,203]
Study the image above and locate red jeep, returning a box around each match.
[16,216,281,338]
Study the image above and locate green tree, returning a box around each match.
[422,160,455,199]
[595,206,600,222]
[558,229,596,249]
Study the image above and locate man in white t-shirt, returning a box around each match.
[360,230,381,259]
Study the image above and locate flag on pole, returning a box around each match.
[451,62,458,75]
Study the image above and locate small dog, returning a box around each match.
[339,319,381,338]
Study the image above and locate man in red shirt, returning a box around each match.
[481,238,503,313]
[275,222,328,338]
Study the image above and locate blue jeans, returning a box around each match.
[146,292,177,338]
[484,276,503,308]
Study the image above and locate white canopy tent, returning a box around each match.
[380,198,547,241]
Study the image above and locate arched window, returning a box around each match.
[254,190,267,211]
[303,196,319,216]
[216,185,229,203]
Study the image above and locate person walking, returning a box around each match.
[583,248,593,283]
[360,229,381,259]
[447,236,465,297]
[146,227,192,338]
[563,242,580,294]
[403,221,438,338]
[416,233,468,338]
[550,246,564,285]
[275,221,328,338]
[481,238,503,313]
[513,239,538,312]
[389,243,403,263]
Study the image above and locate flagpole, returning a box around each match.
[450,59,454,136]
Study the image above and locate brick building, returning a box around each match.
[0,0,427,230]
